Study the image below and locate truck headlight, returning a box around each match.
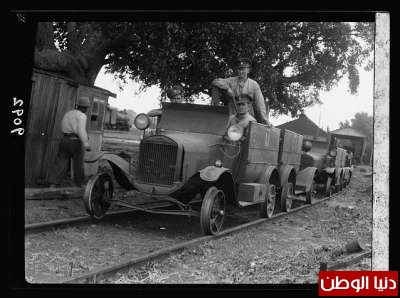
[329,149,337,157]
[134,113,150,130]
[227,124,244,142]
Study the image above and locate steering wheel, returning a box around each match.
[218,141,241,159]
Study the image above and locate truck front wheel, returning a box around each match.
[83,172,113,219]
[200,186,226,235]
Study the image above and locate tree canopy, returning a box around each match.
[339,112,372,139]
[35,21,374,116]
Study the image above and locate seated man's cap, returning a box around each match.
[77,96,90,107]
[237,57,251,68]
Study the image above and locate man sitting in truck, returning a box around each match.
[167,84,185,103]
[224,94,256,142]
[147,85,185,118]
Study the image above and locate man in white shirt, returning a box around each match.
[48,97,91,188]
[211,57,271,127]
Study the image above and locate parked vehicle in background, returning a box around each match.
[104,106,133,131]
[300,134,353,197]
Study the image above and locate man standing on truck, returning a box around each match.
[48,97,91,188]
[211,57,272,127]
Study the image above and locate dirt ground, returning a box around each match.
[103,165,373,284]
[25,165,372,284]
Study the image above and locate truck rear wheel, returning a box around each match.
[325,177,333,197]
[280,182,294,212]
[306,179,316,204]
[259,183,277,218]
[335,176,343,193]
[200,186,226,235]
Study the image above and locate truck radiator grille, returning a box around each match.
[138,141,178,185]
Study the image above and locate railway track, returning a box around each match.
[56,193,340,284]
[25,202,172,234]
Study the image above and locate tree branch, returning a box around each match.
[35,22,57,51]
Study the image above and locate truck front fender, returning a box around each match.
[296,167,319,192]
[199,166,231,182]
[257,165,280,187]
[197,166,236,205]
[85,151,136,191]
[279,165,297,188]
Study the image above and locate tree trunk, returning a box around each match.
[33,22,106,86]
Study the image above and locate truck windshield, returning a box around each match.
[158,103,230,136]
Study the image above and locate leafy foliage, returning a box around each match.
[38,21,374,116]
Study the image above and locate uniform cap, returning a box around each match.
[78,96,90,107]
[237,57,251,68]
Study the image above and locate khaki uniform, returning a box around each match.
[227,112,256,131]
[211,76,269,124]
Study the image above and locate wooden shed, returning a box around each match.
[25,68,116,187]
[330,127,368,164]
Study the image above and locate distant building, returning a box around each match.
[276,114,328,152]
[330,127,367,164]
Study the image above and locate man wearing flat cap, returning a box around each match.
[166,84,185,103]
[211,57,271,127]
[226,94,256,132]
[223,94,256,143]
[48,96,91,188]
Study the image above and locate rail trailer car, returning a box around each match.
[83,103,335,235]
[299,134,353,197]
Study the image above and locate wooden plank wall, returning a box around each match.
[43,81,77,182]
[25,72,78,186]
[25,70,111,187]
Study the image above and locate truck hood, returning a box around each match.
[160,131,222,154]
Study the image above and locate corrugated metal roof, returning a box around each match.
[331,127,367,138]
[276,114,327,138]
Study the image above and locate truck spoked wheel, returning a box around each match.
[325,177,333,197]
[306,180,316,204]
[200,186,226,235]
[280,182,294,212]
[339,176,344,191]
[334,176,343,193]
[259,184,277,218]
[83,172,113,219]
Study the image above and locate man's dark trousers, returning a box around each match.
[49,135,84,187]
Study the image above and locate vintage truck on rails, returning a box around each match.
[300,134,353,198]
[83,103,349,235]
